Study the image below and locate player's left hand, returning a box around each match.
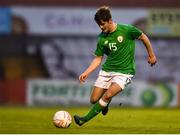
[148,55,157,66]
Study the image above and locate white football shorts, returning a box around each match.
[94,70,134,90]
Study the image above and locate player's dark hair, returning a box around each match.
[94,6,112,24]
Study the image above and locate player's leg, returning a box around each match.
[90,86,110,115]
[74,87,106,126]
[100,75,132,115]
[101,83,122,103]
[91,71,113,115]
[90,86,106,104]
[74,83,122,126]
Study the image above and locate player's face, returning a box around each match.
[98,20,111,33]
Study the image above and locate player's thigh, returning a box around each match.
[102,83,122,101]
[90,86,106,103]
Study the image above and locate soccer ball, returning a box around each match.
[53,110,72,128]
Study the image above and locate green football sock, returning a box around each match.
[81,102,104,122]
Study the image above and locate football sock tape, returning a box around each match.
[99,98,108,107]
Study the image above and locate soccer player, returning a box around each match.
[74,6,157,126]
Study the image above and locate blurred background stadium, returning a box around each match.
[0,0,180,109]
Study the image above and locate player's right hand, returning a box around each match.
[79,73,88,84]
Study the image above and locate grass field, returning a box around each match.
[0,106,180,134]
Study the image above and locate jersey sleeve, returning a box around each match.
[93,38,104,56]
[128,25,142,39]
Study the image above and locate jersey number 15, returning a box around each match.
[109,43,117,51]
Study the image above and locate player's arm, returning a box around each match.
[138,33,157,66]
[79,56,103,84]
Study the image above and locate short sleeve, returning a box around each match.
[128,25,142,39]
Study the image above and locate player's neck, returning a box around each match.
[109,22,117,33]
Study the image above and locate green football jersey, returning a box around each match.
[94,24,142,75]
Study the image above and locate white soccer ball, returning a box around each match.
[53,110,72,128]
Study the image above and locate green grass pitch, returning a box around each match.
[0,106,180,134]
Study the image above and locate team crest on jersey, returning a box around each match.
[117,36,123,43]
